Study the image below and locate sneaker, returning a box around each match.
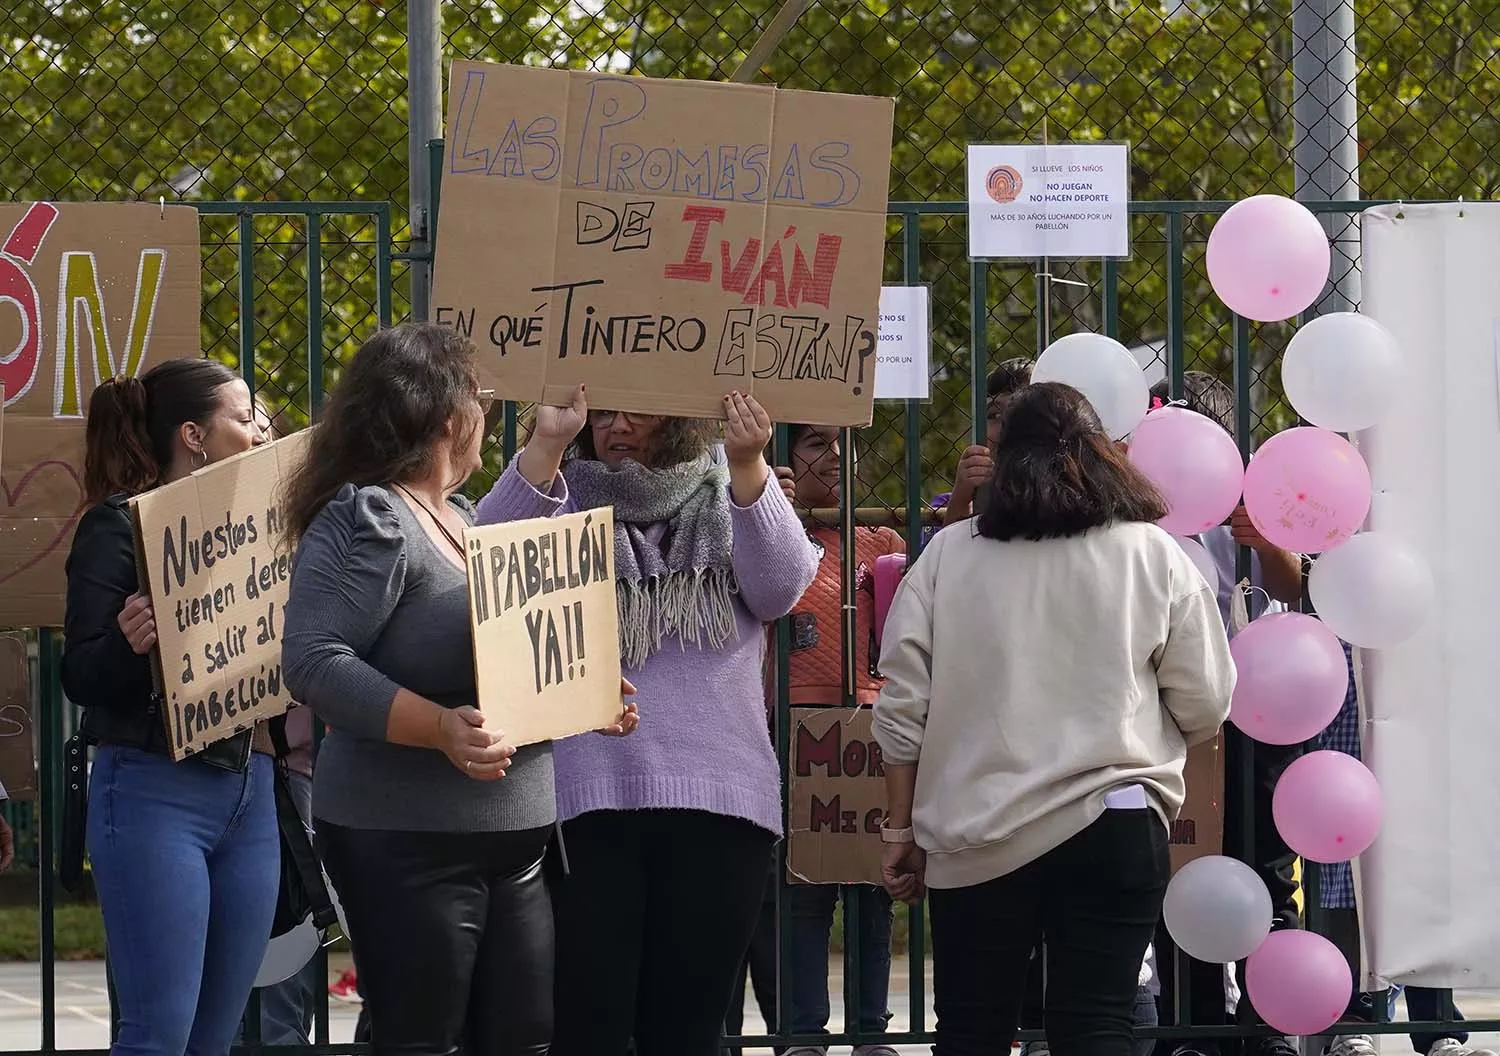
[1020,1043,1051,1056]
[1257,1038,1301,1056]
[780,1048,827,1056]
[1172,1046,1218,1056]
[1327,1036,1378,1056]
[1431,1041,1499,1056]
[854,1047,902,1056]
[328,969,362,1003]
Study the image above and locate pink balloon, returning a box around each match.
[1246,930,1352,1036]
[1273,750,1384,863]
[1207,196,1332,322]
[1129,407,1245,535]
[1229,613,1348,745]
[1241,428,1371,554]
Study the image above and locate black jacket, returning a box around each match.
[61,496,250,769]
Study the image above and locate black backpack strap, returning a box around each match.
[59,733,89,893]
[268,711,292,761]
[270,709,339,934]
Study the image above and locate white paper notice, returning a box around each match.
[967,143,1131,260]
[874,286,931,401]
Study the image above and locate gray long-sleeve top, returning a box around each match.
[282,470,564,832]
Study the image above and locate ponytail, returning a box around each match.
[82,358,240,503]
[84,377,157,502]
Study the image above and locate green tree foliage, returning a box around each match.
[3,0,1494,501]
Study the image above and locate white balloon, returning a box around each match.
[1163,855,1274,964]
[1175,536,1221,591]
[254,919,319,988]
[1032,333,1150,441]
[1282,313,1403,432]
[1309,531,1434,648]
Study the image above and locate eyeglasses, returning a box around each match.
[589,410,662,428]
[476,389,496,414]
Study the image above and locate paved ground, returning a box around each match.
[0,960,1496,1054]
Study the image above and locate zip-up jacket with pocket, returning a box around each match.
[62,496,255,769]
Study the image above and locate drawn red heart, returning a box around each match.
[0,459,86,588]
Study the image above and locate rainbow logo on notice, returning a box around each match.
[985,165,1023,204]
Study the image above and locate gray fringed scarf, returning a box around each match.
[562,453,738,667]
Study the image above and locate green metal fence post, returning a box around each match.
[902,212,927,1035]
[306,214,325,418]
[38,630,60,1055]
[238,213,257,389]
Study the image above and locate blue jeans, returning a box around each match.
[1132,985,1157,1056]
[787,882,894,1037]
[241,771,318,1046]
[89,745,279,1056]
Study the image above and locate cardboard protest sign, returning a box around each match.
[0,635,37,801]
[787,708,1222,883]
[787,707,885,885]
[130,430,310,760]
[0,202,201,628]
[1169,732,1224,873]
[432,61,895,427]
[464,509,622,747]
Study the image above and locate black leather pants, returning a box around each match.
[317,822,554,1056]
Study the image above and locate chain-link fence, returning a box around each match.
[6,0,1490,488]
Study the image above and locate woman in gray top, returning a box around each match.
[281,323,636,1055]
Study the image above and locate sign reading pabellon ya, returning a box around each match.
[465,509,623,746]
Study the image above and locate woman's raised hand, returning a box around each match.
[533,385,588,452]
[518,385,587,488]
[723,392,773,468]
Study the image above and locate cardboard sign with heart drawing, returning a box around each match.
[0,202,201,628]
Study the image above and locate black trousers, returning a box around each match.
[316,821,554,1056]
[550,808,775,1056]
[724,850,779,1053]
[928,810,1169,1056]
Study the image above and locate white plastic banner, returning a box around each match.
[1357,202,1500,989]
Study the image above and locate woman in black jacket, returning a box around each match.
[62,359,276,1056]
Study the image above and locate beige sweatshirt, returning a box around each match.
[873,520,1235,890]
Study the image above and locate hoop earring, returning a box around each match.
[192,448,207,469]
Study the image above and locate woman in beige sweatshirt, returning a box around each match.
[872,381,1235,1056]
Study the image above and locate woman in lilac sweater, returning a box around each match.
[477,391,818,1056]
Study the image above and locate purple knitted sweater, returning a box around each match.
[476,458,818,837]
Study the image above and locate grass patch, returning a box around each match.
[0,902,350,961]
[0,903,107,961]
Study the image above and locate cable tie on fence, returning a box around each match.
[1035,270,1090,289]
[159,196,166,220]
[1395,199,1406,221]
[1458,195,1465,219]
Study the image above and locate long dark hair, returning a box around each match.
[282,323,481,543]
[83,358,239,502]
[978,382,1167,541]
